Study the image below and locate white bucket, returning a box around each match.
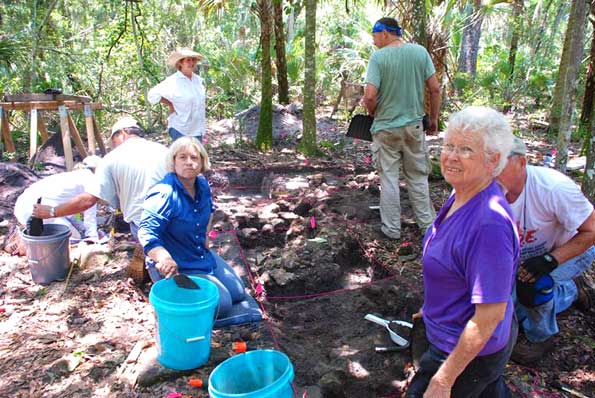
[21,224,71,285]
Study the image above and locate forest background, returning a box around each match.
[1,0,595,192]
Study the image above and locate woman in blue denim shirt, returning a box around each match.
[138,137,262,327]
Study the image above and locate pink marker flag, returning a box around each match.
[365,155,371,164]
[166,393,183,398]
[255,282,264,296]
[304,158,310,165]
[310,216,316,229]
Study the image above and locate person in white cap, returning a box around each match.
[148,47,207,142]
[32,117,168,240]
[497,137,595,365]
[14,156,102,243]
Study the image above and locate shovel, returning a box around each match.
[365,314,412,348]
[346,114,374,141]
[173,273,200,290]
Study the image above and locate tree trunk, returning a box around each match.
[580,0,595,127]
[273,0,290,104]
[255,0,274,151]
[411,0,427,47]
[503,0,524,111]
[582,84,595,200]
[299,0,317,156]
[507,0,524,83]
[524,0,555,83]
[457,0,484,78]
[27,0,38,92]
[550,0,589,172]
[129,3,152,128]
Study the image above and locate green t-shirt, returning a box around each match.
[365,43,435,132]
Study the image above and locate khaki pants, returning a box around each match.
[371,121,435,238]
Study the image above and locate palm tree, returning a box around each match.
[298,0,317,156]
[255,0,274,150]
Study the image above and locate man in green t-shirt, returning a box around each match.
[363,17,440,239]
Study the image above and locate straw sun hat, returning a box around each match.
[167,48,204,67]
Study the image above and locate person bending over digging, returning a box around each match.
[407,107,518,398]
[497,137,595,365]
[32,117,168,240]
[138,137,262,328]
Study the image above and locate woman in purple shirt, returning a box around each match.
[407,107,519,398]
[138,137,261,328]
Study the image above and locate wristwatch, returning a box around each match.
[49,207,56,217]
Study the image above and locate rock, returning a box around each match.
[293,200,313,217]
[45,359,71,381]
[319,370,347,398]
[286,220,306,240]
[301,385,323,398]
[269,268,295,286]
[306,237,328,251]
[135,346,193,387]
[77,243,111,269]
[278,212,299,221]
[271,217,288,229]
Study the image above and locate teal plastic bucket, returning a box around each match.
[21,224,72,285]
[209,350,295,398]
[149,276,219,370]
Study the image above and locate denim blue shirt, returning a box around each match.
[139,172,216,273]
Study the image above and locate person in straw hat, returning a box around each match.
[148,47,207,142]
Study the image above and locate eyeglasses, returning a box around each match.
[440,143,476,159]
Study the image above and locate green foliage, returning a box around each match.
[0,0,586,151]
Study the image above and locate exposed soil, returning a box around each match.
[0,109,594,398]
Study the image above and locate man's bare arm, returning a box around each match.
[362,83,378,116]
[551,210,595,265]
[426,74,440,135]
[33,192,99,219]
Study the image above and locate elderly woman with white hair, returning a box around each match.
[148,48,207,142]
[407,106,519,398]
[138,137,262,328]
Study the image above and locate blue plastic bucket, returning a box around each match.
[149,276,219,370]
[209,350,295,398]
[21,224,72,285]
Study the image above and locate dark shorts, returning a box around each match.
[406,319,518,398]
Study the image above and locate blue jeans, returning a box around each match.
[407,319,518,398]
[169,127,202,143]
[515,246,595,342]
[146,251,262,327]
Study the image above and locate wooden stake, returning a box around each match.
[58,105,74,170]
[92,116,106,154]
[29,109,38,162]
[0,107,16,154]
[84,105,96,155]
[67,113,88,158]
[37,113,49,144]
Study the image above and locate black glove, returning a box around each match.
[520,253,558,281]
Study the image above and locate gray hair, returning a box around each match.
[446,106,514,176]
[166,137,211,173]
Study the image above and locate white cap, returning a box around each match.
[110,116,140,138]
[82,155,102,169]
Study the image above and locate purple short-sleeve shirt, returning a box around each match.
[422,180,519,356]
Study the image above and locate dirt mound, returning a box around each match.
[208,103,303,146]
